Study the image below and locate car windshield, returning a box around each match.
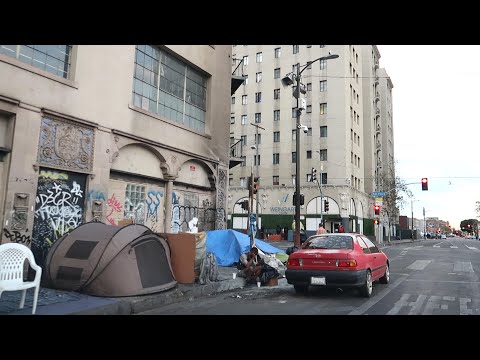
[303,235,354,250]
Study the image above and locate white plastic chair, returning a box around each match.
[0,243,42,314]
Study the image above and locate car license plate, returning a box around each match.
[311,276,326,285]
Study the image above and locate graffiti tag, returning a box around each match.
[3,228,32,245]
[106,194,123,225]
[145,190,163,221]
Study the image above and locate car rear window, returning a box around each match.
[303,236,354,250]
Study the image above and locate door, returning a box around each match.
[361,236,384,280]
[31,168,87,268]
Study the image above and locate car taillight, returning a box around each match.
[336,259,357,267]
[288,258,300,267]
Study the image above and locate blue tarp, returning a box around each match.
[206,229,285,267]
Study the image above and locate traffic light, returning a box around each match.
[421,178,428,191]
[241,200,249,211]
[293,192,305,206]
[374,205,380,215]
[311,168,317,182]
[253,177,260,194]
[374,219,379,225]
[324,200,329,212]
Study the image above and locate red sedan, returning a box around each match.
[286,233,389,297]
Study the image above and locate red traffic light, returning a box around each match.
[421,178,428,191]
[374,205,380,215]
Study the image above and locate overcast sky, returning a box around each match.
[376,45,480,229]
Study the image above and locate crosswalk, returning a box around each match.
[385,294,474,315]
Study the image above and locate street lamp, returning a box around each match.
[283,54,339,247]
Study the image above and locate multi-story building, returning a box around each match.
[228,45,394,238]
[0,45,232,267]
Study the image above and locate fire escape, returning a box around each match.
[229,57,246,169]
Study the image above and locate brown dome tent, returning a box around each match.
[44,222,177,297]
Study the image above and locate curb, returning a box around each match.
[71,277,247,315]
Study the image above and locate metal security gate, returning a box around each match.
[172,204,216,233]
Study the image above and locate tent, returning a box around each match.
[44,222,177,297]
[206,229,285,267]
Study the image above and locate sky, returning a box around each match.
[376,45,480,229]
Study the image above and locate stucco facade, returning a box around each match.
[228,45,394,237]
[0,45,232,267]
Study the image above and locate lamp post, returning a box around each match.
[283,54,339,247]
[411,199,420,241]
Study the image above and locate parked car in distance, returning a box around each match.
[286,233,389,297]
[441,234,447,239]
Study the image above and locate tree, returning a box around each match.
[377,160,413,243]
[460,219,478,235]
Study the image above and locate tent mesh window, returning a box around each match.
[65,240,99,260]
[134,238,171,288]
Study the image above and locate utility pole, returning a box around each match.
[249,160,254,248]
[294,63,301,248]
[250,122,265,229]
[423,207,426,239]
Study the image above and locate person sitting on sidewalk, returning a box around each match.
[237,246,263,283]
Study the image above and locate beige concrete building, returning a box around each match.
[0,45,232,267]
[228,45,395,237]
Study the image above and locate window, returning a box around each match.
[243,55,249,65]
[358,136,360,146]
[125,184,146,224]
[274,47,281,58]
[240,156,246,167]
[357,237,370,254]
[292,64,299,74]
[292,152,297,163]
[293,45,299,54]
[240,177,246,187]
[273,131,280,142]
[357,114,360,124]
[0,45,73,79]
[356,74,359,84]
[321,173,327,185]
[254,155,260,166]
[292,130,296,141]
[231,97,235,105]
[362,237,380,253]
[241,135,247,146]
[306,45,312,48]
[320,45,325,48]
[242,95,247,105]
[306,150,312,159]
[307,127,312,136]
[320,103,327,115]
[244,75,248,85]
[292,176,296,186]
[241,115,247,125]
[356,53,358,63]
[351,152,353,163]
[273,153,280,164]
[230,116,235,124]
[255,133,262,144]
[274,89,280,100]
[133,45,207,133]
[255,92,262,103]
[273,176,279,185]
[306,105,312,113]
[320,80,327,92]
[320,149,327,161]
[292,108,297,118]
[255,113,262,123]
[358,157,360,167]
[256,52,263,63]
[357,94,359,104]
[320,126,327,137]
[229,178,233,186]
[307,83,312,91]
[274,110,280,121]
[319,59,326,70]
[256,72,262,83]
[274,68,281,79]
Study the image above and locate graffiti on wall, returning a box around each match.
[125,198,145,224]
[3,228,31,245]
[87,190,106,202]
[145,190,163,221]
[216,168,227,230]
[37,117,95,172]
[106,194,123,225]
[171,192,180,233]
[31,169,86,267]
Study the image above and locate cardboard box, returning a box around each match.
[265,276,278,286]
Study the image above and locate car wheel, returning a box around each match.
[359,270,373,298]
[379,263,390,284]
[294,285,308,294]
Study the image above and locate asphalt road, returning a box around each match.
[140,238,480,315]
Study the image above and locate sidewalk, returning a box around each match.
[1,237,422,315]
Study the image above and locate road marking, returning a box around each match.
[433,245,440,248]
[406,279,480,284]
[453,261,474,273]
[460,298,472,315]
[348,275,408,315]
[450,246,458,249]
[466,246,477,250]
[387,294,411,315]
[408,294,428,315]
[433,241,447,248]
[441,304,448,310]
[443,296,455,301]
[407,260,432,270]
[423,295,441,315]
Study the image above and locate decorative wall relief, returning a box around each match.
[38,117,95,172]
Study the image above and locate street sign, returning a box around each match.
[371,192,386,197]
[375,197,383,206]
